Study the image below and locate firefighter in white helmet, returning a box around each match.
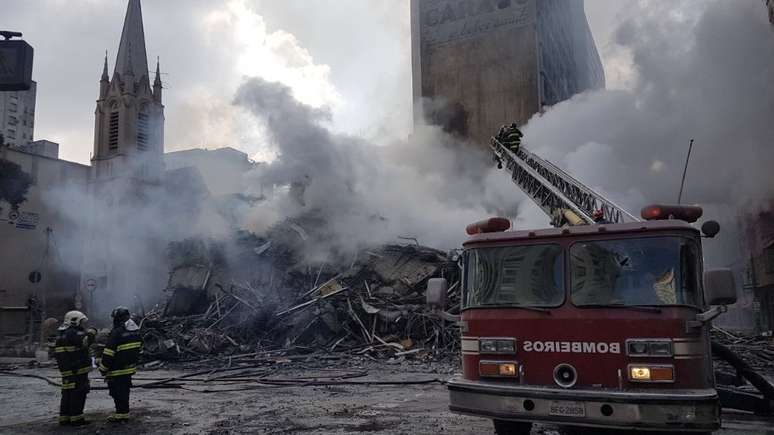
[54,311,96,426]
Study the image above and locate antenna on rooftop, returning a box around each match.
[677,139,695,205]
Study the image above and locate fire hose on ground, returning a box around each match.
[0,366,444,394]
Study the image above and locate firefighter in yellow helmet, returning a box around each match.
[99,306,142,422]
[54,311,96,426]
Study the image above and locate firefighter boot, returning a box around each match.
[107,413,130,423]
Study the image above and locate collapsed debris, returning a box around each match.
[139,217,460,364]
[712,328,774,415]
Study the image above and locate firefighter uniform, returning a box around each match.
[99,314,142,422]
[54,313,95,426]
[497,123,524,153]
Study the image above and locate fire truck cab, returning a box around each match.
[430,214,737,434]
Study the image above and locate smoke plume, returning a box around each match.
[521,0,774,266]
[233,77,519,257]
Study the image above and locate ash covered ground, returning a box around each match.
[2,358,773,435]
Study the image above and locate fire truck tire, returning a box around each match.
[492,420,532,435]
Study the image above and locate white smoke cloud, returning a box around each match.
[233,77,520,254]
[522,0,774,266]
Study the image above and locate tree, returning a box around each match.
[0,158,33,209]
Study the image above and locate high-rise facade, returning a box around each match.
[0,81,36,147]
[411,0,604,146]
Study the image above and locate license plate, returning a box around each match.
[549,401,586,418]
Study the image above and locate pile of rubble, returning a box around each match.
[139,217,460,363]
[712,328,774,371]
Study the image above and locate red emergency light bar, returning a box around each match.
[466,217,511,235]
[641,204,703,223]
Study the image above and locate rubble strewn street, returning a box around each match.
[2,358,773,435]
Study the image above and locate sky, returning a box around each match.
[1,0,631,164]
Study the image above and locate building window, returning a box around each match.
[109,111,119,150]
[137,112,149,151]
[9,103,17,112]
[7,129,16,139]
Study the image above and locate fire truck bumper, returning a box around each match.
[448,378,720,432]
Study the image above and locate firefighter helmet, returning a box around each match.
[63,311,88,328]
[111,306,131,324]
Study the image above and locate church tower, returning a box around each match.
[82,0,168,316]
[92,0,164,182]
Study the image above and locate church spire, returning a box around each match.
[101,51,109,81]
[153,57,162,102]
[114,0,149,83]
[100,51,110,99]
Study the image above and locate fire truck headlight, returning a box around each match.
[479,361,518,377]
[480,340,498,353]
[628,341,649,356]
[479,338,516,354]
[496,340,515,353]
[498,363,517,376]
[626,339,673,357]
[649,341,673,357]
[630,367,651,381]
[628,365,675,383]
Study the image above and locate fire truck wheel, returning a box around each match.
[492,419,532,435]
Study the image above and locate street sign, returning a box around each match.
[0,32,34,91]
[28,270,42,284]
[85,278,97,291]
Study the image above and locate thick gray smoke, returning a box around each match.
[25,0,773,318]
[521,0,774,266]
[233,78,519,258]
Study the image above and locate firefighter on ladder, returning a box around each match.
[54,311,96,426]
[99,306,142,423]
[592,209,612,224]
[497,123,524,153]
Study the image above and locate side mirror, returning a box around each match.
[703,268,737,306]
[426,278,448,308]
[701,220,720,238]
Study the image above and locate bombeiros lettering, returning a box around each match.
[522,341,621,354]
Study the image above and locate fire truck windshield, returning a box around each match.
[570,237,703,308]
[463,244,563,308]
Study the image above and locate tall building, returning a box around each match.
[92,0,164,183]
[411,0,604,146]
[0,81,36,147]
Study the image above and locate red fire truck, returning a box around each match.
[426,138,738,434]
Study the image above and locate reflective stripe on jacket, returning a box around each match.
[99,324,142,378]
[54,327,92,382]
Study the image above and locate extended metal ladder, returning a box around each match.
[490,137,640,227]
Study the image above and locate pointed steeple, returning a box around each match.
[101,51,109,81]
[100,51,110,99]
[153,57,162,86]
[114,0,149,83]
[153,57,162,102]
